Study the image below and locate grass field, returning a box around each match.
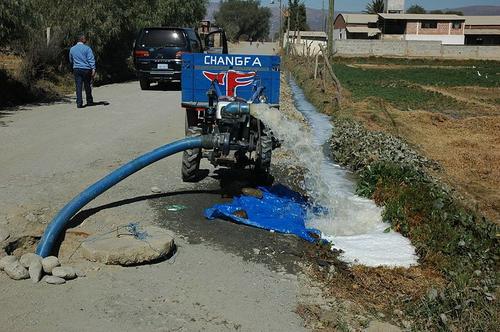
[333,58,500,114]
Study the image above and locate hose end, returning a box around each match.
[221,102,250,117]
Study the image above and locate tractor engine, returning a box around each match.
[180,53,281,182]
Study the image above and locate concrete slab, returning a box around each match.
[81,225,174,265]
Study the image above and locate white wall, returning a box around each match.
[405,34,465,45]
[283,32,328,55]
[331,39,500,60]
[334,29,347,40]
[288,40,328,56]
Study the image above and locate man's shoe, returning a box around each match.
[86,101,95,107]
[77,104,84,109]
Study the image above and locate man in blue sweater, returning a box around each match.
[69,34,96,108]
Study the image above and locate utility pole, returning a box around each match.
[322,0,326,32]
[279,0,282,50]
[286,10,291,55]
[327,0,335,56]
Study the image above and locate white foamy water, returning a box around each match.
[250,78,418,268]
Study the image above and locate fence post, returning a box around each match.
[319,44,342,107]
[46,27,51,46]
[314,54,319,79]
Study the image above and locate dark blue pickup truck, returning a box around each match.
[133,27,227,90]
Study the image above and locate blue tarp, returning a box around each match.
[204,185,321,242]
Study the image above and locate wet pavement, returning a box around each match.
[150,169,315,275]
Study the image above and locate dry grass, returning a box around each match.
[351,104,500,223]
[324,266,445,312]
[398,112,500,222]
[1,52,74,108]
[0,53,22,75]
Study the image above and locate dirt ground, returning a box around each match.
[0,42,318,332]
[1,42,400,332]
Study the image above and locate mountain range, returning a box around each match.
[442,5,500,15]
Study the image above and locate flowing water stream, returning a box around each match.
[250,77,418,267]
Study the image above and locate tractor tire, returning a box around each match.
[256,126,273,173]
[181,126,202,182]
[139,78,150,90]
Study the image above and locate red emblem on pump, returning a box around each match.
[203,70,256,97]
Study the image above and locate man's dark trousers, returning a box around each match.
[74,68,93,107]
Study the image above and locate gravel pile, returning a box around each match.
[329,119,439,173]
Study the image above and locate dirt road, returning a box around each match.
[0,43,317,331]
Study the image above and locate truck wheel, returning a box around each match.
[256,126,273,173]
[140,78,150,90]
[181,126,202,182]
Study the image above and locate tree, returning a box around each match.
[33,0,208,81]
[287,0,309,31]
[407,5,426,14]
[0,0,40,48]
[214,0,272,41]
[364,0,384,14]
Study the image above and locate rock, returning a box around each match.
[317,259,331,267]
[427,288,438,301]
[473,269,481,276]
[52,266,76,280]
[0,228,10,242]
[318,310,339,325]
[402,320,412,329]
[29,259,43,283]
[150,186,162,193]
[4,261,29,280]
[25,212,37,223]
[365,321,402,332]
[0,255,18,271]
[241,188,264,199]
[81,225,175,265]
[440,313,448,324]
[20,253,41,268]
[75,269,87,278]
[393,309,404,317]
[42,256,60,274]
[252,248,260,255]
[44,275,66,285]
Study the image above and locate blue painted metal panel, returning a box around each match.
[182,53,280,105]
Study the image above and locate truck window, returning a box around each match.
[139,29,187,48]
[186,29,202,53]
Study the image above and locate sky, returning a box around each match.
[261,0,500,11]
